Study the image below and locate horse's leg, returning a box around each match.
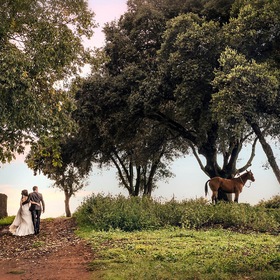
[212,191,218,204]
[234,192,240,203]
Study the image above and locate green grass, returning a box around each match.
[77,228,280,280]
[32,241,45,248]
[0,215,14,226]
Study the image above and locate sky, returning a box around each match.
[0,0,279,218]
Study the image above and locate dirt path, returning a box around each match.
[0,218,97,280]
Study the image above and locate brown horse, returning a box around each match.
[205,170,255,204]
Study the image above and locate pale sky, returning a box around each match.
[0,0,279,218]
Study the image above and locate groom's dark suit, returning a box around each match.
[29,190,45,234]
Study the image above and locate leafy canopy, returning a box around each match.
[0,0,95,163]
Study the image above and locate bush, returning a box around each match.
[256,195,280,226]
[179,198,211,229]
[74,194,280,233]
[257,195,280,209]
[74,194,161,231]
[181,202,280,232]
[155,197,189,227]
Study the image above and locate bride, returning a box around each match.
[9,189,38,236]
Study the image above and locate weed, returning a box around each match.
[32,241,45,248]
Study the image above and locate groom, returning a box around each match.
[29,186,45,235]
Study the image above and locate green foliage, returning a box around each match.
[32,241,45,248]
[26,135,89,217]
[154,197,189,227]
[74,194,280,233]
[74,195,280,278]
[182,202,279,232]
[212,47,279,137]
[74,194,161,231]
[257,196,280,224]
[70,0,280,191]
[257,195,280,209]
[72,2,187,195]
[0,0,95,164]
[0,216,14,226]
[225,0,280,63]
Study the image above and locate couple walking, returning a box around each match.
[9,186,45,236]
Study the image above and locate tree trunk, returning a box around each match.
[134,166,141,196]
[144,159,161,197]
[199,140,232,201]
[64,192,71,217]
[250,122,280,184]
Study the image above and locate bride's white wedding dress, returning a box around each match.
[9,198,34,236]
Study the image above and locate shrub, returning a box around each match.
[219,203,279,232]
[257,195,280,209]
[74,194,161,231]
[155,197,189,227]
[256,195,280,226]
[181,202,279,232]
[179,198,211,229]
[74,194,280,233]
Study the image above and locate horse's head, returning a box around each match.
[246,170,255,182]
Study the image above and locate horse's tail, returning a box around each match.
[205,180,210,197]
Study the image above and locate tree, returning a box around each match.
[50,164,88,217]
[26,136,88,217]
[71,75,183,196]
[146,13,255,180]
[71,0,237,198]
[69,0,244,201]
[114,1,279,187]
[138,0,280,182]
[127,0,234,23]
[226,0,280,65]
[212,48,280,183]
[101,1,254,181]
[151,0,280,186]
[73,0,280,202]
[0,0,95,164]
[211,0,280,183]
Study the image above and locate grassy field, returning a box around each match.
[77,227,280,280]
[2,194,279,279]
[73,195,280,279]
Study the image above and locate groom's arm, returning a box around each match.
[40,194,45,213]
[22,196,30,205]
